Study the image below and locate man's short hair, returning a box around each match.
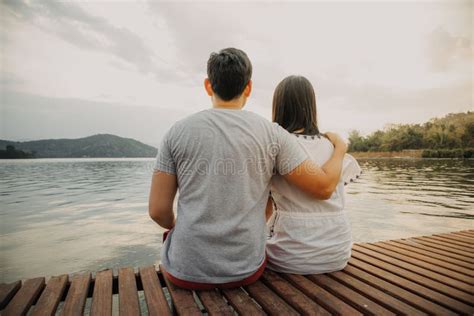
[207,48,252,101]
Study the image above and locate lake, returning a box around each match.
[1,158,473,283]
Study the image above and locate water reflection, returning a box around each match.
[0,158,473,283]
[346,159,473,243]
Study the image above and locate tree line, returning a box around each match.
[348,111,474,158]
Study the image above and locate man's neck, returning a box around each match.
[211,97,245,110]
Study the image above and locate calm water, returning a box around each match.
[1,158,473,283]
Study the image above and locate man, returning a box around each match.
[149,48,347,289]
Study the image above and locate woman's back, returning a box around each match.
[266,134,355,274]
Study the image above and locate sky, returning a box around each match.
[1,0,472,147]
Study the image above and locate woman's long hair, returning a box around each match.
[272,75,319,135]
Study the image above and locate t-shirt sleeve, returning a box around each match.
[342,154,362,185]
[153,129,176,174]
[273,124,308,175]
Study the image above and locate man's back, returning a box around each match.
[154,108,307,283]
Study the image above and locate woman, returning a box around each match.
[266,75,361,274]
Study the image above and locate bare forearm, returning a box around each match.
[150,211,175,230]
[321,143,346,191]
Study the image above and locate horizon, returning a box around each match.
[1,1,472,147]
[1,110,472,148]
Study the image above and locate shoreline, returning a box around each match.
[350,150,423,159]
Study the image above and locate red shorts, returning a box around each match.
[161,230,266,290]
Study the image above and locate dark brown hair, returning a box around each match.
[272,75,319,135]
[207,48,252,101]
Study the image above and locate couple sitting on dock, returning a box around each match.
[149,48,361,290]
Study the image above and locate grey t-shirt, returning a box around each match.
[154,108,307,283]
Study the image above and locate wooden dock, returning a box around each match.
[1,230,473,315]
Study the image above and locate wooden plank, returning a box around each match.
[0,280,21,309]
[91,269,113,316]
[61,273,91,316]
[329,270,427,315]
[343,264,455,315]
[363,243,474,284]
[436,233,474,244]
[429,235,474,248]
[221,287,264,315]
[245,280,298,315]
[159,265,201,316]
[353,245,474,293]
[261,270,330,315]
[413,237,474,256]
[409,238,474,259]
[283,274,362,315]
[378,241,474,277]
[350,253,474,314]
[196,289,234,316]
[118,267,140,315]
[386,240,474,271]
[452,231,474,239]
[396,238,474,264]
[139,266,171,316]
[309,274,396,315]
[31,275,68,316]
[3,277,45,316]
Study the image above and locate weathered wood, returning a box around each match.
[91,269,113,316]
[221,287,264,315]
[284,274,362,315]
[397,238,474,264]
[261,270,330,315]
[352,248,474,303]
[452,231,474,239]
[61,273,91,316]
[309,274,396,315]
[196,289,234,316]
[407,238,474,262]
[350,255,473,314]
[139,266,171,316]
[413,237,474,256]
[429,235,474,248]
[3,230,474,315]
[353,244,474,293]
[436,233,474,244]
[385,240,474,271]
[244,280,297,315]
[0,280,21,309]
[159,265,201,316]
[118,267,140,315]
[31,275,68,316]
[331,269,427,315]
[343,264,455,315]
[3,277,45,316]
[362,243,474,284]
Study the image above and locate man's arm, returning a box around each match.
[148,171,178,229]
[283,133,347,200]
[265,196,273,221]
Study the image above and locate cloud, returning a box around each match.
[426,26,473,72]
[1,0,177,79]
[0,1,472,142]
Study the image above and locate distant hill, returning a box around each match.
[0,134,158,158]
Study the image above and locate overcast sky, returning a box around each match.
[1,0,472,146]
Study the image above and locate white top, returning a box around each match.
[266,134,361,274]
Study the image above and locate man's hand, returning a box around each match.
[283,132,346,200]
[324,132,348,153]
